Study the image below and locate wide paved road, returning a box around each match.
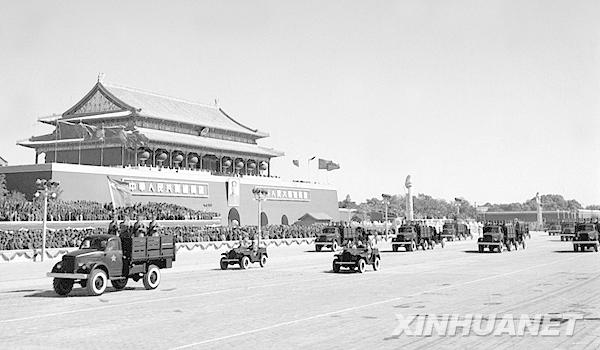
[1,232,599,349]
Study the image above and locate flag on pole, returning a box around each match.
[318,158,330,169]
[326,161,340,171]
[318,158,340,171]
[107,177,132,208]
[292,160,300,167]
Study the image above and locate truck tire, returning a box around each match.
[332,241,338,251]
[259,254,267,267]
[373,257,380,271]
[220,258,229,270]
[316,245,322,252]
[111,278,128,290]
[87,269,108,296]
[595,244,599,252]
[357,258,366,273]
[573,245,578,252]
[332,260,340,273]
[240,256,250,270]
[522,240,526,249]
[441,239,445,248]
[142,265,161,290]
[392,245,398,252]
[478,245,483,253]
[507,242,512,251]
[53,278,73,296]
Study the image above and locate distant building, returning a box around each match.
[478,209,600,223]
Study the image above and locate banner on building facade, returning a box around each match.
[264,187,311,202]
[227,178,240,207]
[123,178,209,198]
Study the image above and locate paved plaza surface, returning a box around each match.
[1,232,599,349]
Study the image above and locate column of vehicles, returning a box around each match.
[391,222,445,252]
[477,221,529,253]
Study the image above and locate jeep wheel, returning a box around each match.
[87,269,108,296]
[143,265,161,290]
[357,258,366,273]
[259,254,267,267]
[332,241,338,251]
[111,278,128,290]
[373,257,380,271]
[316,245,322,252]
[220,258,229,270]
[240,256,250,270]
[53,278,73,296]
[332,260,340,273]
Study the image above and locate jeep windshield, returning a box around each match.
[79,237,108,250]
[483,227,501,234]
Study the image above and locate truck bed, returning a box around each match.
[127,236,176,262]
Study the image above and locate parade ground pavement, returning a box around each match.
[0,232,599,349]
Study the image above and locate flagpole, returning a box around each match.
[54,121,59,163]
[101,126,105,167]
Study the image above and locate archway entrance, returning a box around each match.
[260,212,268,227]
[228,208,240,226]
[281,215,289,226]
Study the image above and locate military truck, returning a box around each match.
[220,243,268,269]
[560,222,576,241]
[572,223,599,252]
[547,223,561,236]
[391,224,419,252]
[314,226,347,252]
[47,234,175,296]
[477,223,520,253]
[441,221,472,241]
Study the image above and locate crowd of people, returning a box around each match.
[0,224,323,251]
[0,197,218,222]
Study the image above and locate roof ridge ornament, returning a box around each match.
[97,73,105,84]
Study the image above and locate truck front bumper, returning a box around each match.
[478,242,501,246]
[315,242,332,246]
[333,261,356,266]
[47,272,89,279]
[220,259,240,263]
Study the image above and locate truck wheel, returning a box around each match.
[357,258,366,273]
[111,278,128,290]
[53,278,73,296]
[220,258,229,270]
[332,260,340,273]
[507,242,512,251]
[259,254,267,267]
[514,242,519,251]
[410,241,416,252]
[240,256,250,270]
[316,245,322,252]
[478,245,483,253]
[595,245,599,252]
[332,241,338,251]
[392,245,398,252]
[573,245,578,252]
[522,240,526,249]
[142,265,161,290]
[87,269,108,296]
[441,239,445,248]
[373,257,380,271]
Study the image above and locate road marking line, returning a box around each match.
[169,255,583,349]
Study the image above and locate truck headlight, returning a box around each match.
[56,263,62,269]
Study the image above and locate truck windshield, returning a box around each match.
[80,237,108,250]
[576,225,595,232]
[550,225,560,230]
[398,227,413,233]
[483,227,500,234]
[322,228,337,234]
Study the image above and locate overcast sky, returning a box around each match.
[1,0,599,205]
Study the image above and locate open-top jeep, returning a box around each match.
[315,226,347,252]
[220,243,268,269]
[332,245,380,273]
[47,234,175,296]
[560,222,576,241]
[572,223,599,252]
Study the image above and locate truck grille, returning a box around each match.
[317,235,328,242]
[483,235,494,242]
[62,256,75,273]
[577,233,590,241]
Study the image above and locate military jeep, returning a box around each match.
[572,223,599,252]
[332,246,380,273]
[220,244,268,269]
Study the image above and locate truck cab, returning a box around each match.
[47,234,175,296]
[391,225,418,252]
[560,222,576,241]
[315,226,343,252]
[548,224,562,236]
[573,223,599,252]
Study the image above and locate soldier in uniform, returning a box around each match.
[133,215,147,237]
[147,216,161,236]
[119,216,132,239]
[107,215,119,235]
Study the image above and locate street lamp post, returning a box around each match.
[252,187,268,248]
[382,193,391,236]
[34,179,60,262]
